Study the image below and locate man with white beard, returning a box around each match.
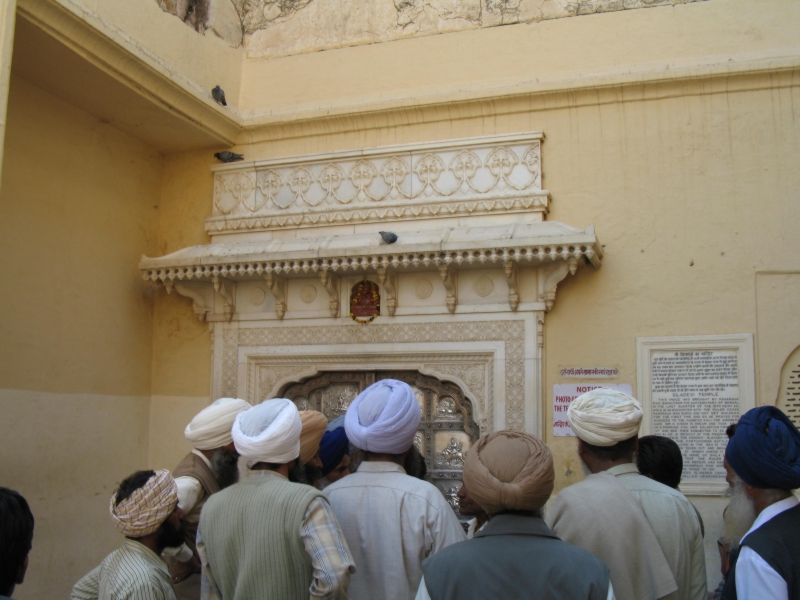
[546,388,706,600]
[719,406,800,600]
[168,397,251,597]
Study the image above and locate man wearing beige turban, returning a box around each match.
[292,410,328,488]
[546,388,706,600]
[415,430,613,599]
[71,470,186,599]
[166,397,251,598]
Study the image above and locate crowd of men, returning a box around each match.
[1,381,799,600]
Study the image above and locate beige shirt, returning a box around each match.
[325,461,466,600]
[548,463,706,600]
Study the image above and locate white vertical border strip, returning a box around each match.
[636,333,755,496]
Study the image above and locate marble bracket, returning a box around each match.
[319,270,341,318]
[264,272,288,319]
[439,265,458,314]
[503,261,519,312]
[166,280,211,322]
[541,257,583,312]
[377,267,398,316]
[212,276,235,321]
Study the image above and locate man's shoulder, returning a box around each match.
[552,474,608,504]
[327,472,449,507]
[624,474,696,507]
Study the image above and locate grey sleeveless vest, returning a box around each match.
[421,514,610,600]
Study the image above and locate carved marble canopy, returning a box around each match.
[140,221,602,319]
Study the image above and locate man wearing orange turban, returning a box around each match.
[294,411,328,487]
[415,430,613,600]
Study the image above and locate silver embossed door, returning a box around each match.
[280,370,479,521]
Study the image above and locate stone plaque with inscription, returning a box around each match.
[637,335,755,494]
[651,351,739,479]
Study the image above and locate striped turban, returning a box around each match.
[184,397,252,451]
[567,387,643,446]
[463,430,554,514]
[110,470,178,537]
[299,411,328,464]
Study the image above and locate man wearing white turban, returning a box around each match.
[325,379,465,600]
[197,399,355,599]
[71,470,186,599]
[546,388,707,600]
[167,397,251,598]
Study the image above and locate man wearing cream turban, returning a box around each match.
[326,379,465,600]
[166,397,251,598]
[720,406,800,600]
[293,410,328,488]
[71,470,186,599]
[197,399,355,599]
[416,430,613,600]
[546,388,706,600]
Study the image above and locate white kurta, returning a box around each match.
[548,463,706,600]
[325,461,466,600]
[735,495,799,600]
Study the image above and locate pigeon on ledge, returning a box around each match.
[379,231,398,244]
[214,151,244,163]
[212,85,227,106]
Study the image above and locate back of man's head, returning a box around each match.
[115,470,157,507]
[580,435,638,463]
[0,487,35,597]
[636,435,683,489]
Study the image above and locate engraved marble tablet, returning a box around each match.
[637,334,755,495]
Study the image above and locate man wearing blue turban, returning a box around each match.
[722,406,800,600]
[318,426,352,489]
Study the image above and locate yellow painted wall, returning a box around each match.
[0,74,162,599]
[52,0,244,106]
[238,0,800,121]
[3,0,799,595]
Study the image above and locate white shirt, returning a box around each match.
[162,449,210,562]
[465,518,485,540]
[735,495,799,600]
[325,461,466,600]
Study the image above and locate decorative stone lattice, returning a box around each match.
[208,134,547,234]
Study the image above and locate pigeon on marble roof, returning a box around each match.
[212,85,227,106]
[379,231,398,244]
[214,151,244,163]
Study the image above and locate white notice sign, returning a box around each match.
[554,383,633,436]
[651,350,740,480]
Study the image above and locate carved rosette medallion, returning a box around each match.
[300,284,317,304]
[473,276,494,297]
[414,278,433,299]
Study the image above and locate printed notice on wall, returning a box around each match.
[554,384,632,436]
[651,350,740,480]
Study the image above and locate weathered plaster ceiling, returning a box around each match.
[156,0,707,59]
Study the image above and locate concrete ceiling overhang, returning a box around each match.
[13,0,240,153]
